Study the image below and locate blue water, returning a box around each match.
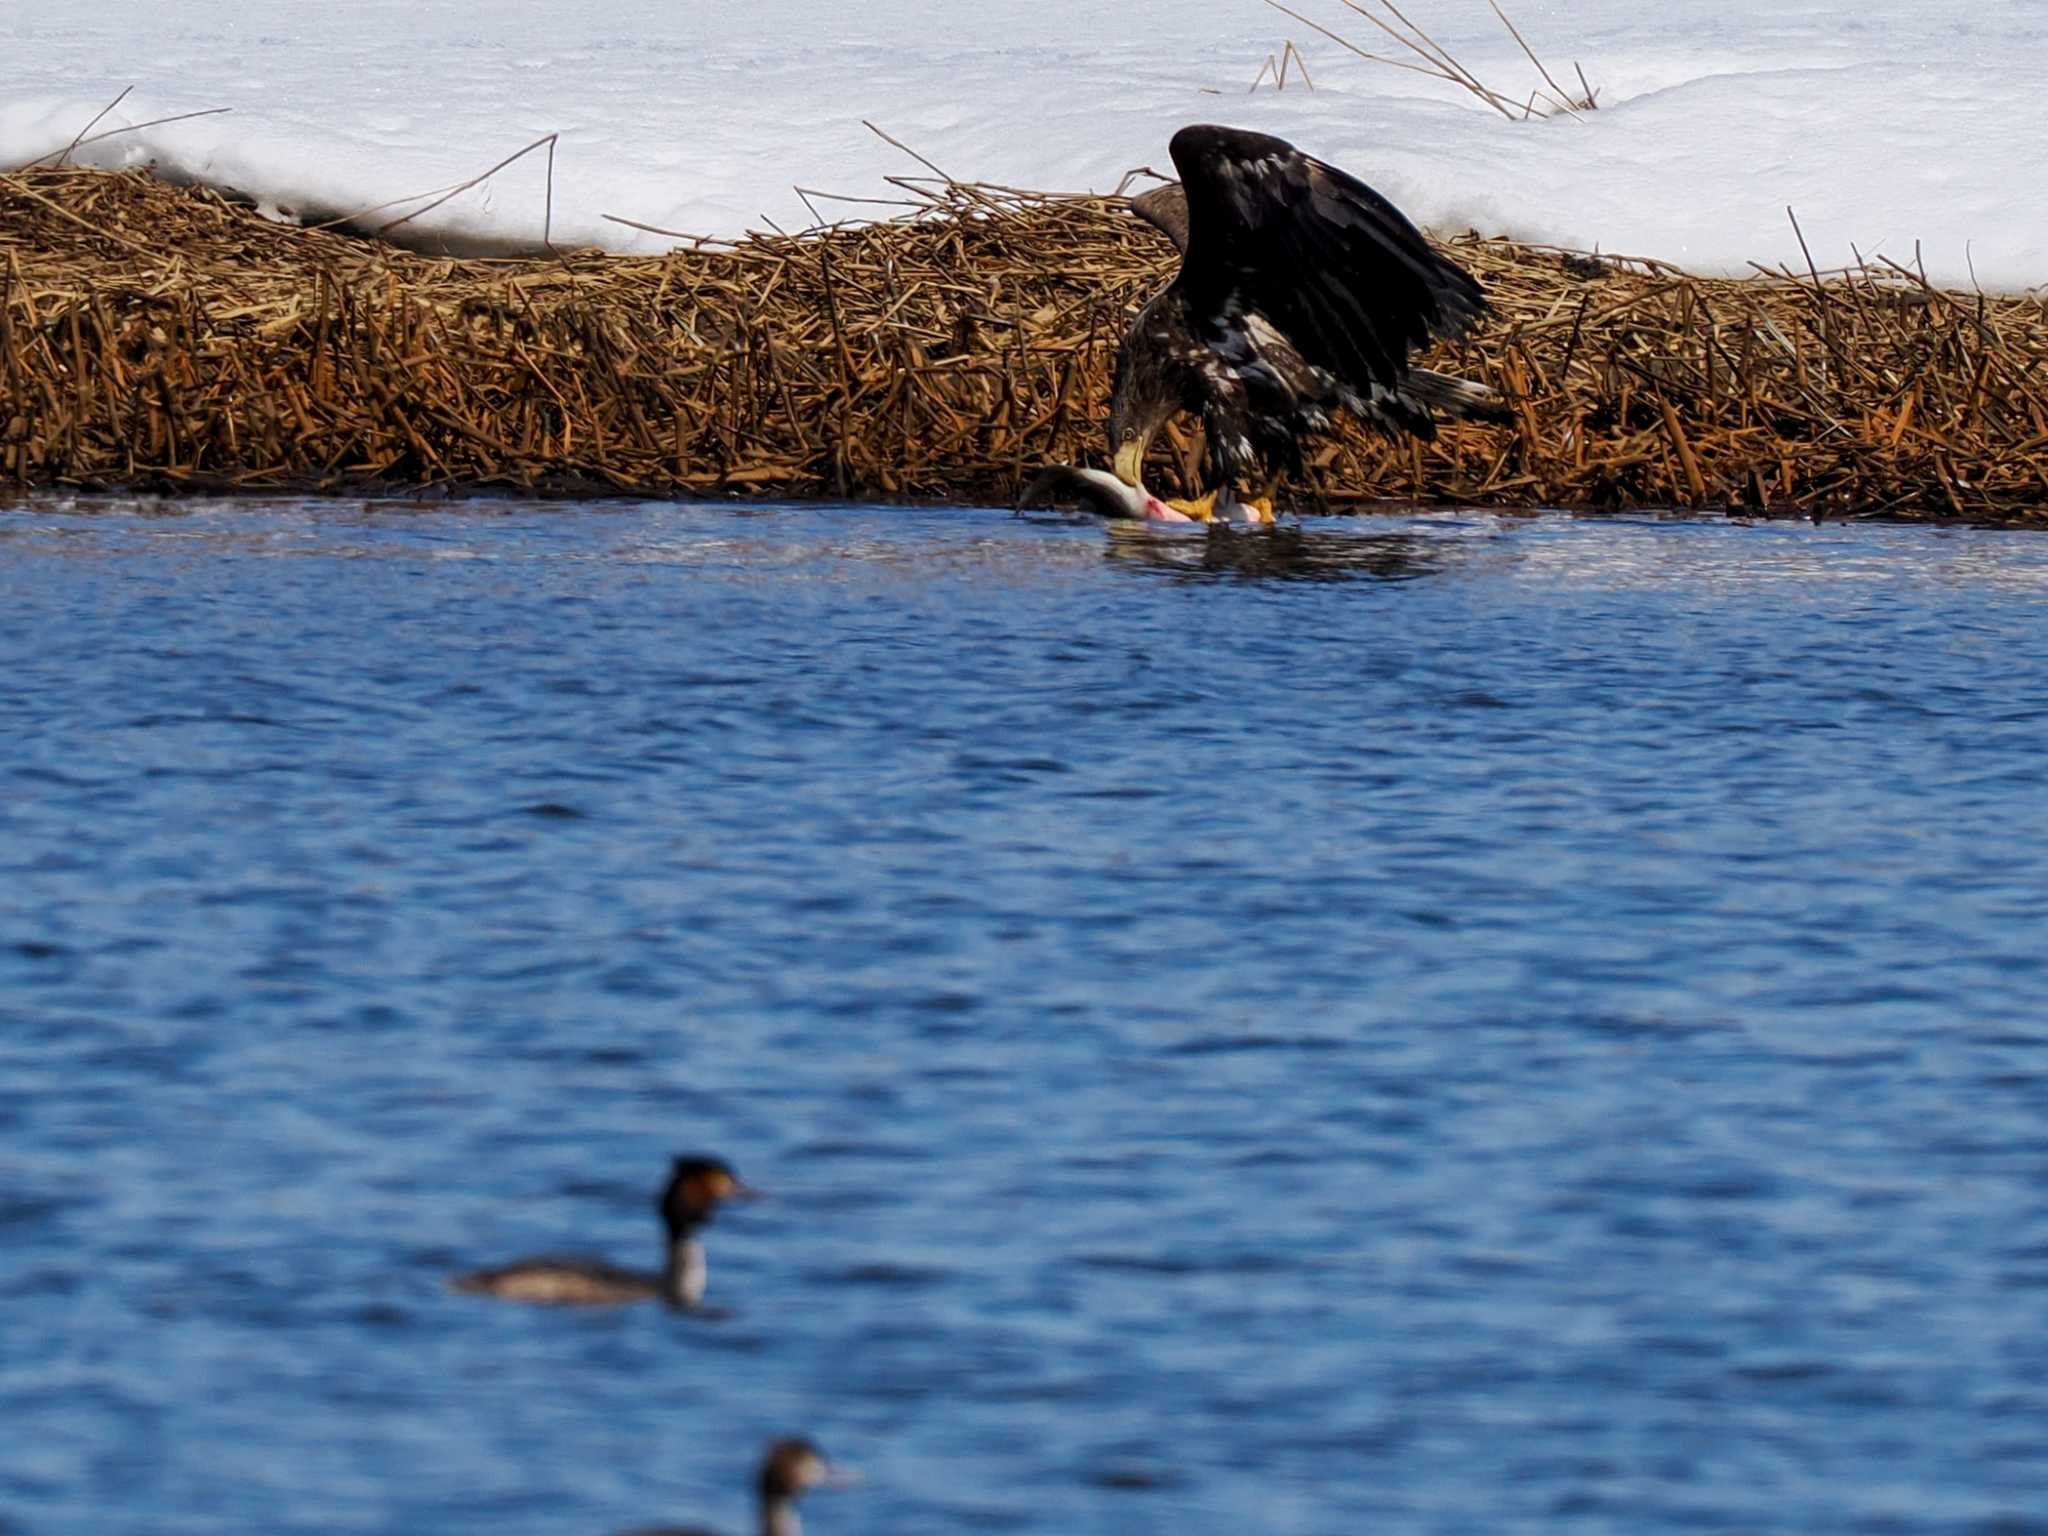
[4,497,2048,1536]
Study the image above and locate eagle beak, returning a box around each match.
[1112,437,1146,488]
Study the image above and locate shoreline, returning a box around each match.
[3,167,2045,526]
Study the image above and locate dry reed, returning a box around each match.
[1264,0,1598,121]
[3,166,2046,524]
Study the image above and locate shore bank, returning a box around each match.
[4,167,2044,524]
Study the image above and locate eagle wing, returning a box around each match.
[1166,124,1484,399]
[1129,183,1191,254]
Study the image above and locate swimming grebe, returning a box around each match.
[623,1438,850,1536]
[450,1155,756,1308]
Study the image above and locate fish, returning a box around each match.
[1019,464,1206,523]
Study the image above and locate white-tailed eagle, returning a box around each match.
[1110,125,1505,520]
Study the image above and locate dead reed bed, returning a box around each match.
[3,165,2047,522]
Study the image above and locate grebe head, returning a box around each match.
[750,1438,854,1536]
[660,1154,758,1237]
[758,1439,836,1504]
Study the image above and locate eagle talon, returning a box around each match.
[1162,491,1219,523]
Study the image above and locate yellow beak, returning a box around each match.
[1112,438,1146,488]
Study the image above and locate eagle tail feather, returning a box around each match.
[1400,368,1512,425]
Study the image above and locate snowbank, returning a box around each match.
[3,0,2042,288]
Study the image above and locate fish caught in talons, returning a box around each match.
[1019,465,1275,525]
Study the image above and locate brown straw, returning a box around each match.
[2,167,2044,523]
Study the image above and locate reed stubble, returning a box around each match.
[4,167,2045,523]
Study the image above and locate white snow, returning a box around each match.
[2,0,2042,289]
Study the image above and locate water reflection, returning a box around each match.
[1101,521,1455,583]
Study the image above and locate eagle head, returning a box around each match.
[1107,345,1181,489]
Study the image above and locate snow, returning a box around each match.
[2,0,2043,289]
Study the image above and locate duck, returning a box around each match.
[622,1438,851,1536]
[450,1155,756,1309]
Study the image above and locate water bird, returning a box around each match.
[622,1438,852,1536]
[450,1155,756,1309]
[1111,124,1508,520]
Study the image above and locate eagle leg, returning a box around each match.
[1240,468,1282,524]
[1162,490,1220,522]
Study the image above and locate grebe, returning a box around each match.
[450,1155,756,1308]
[623,1438,851,1536]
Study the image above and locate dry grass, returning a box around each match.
[1265,0,1598,120]
[3,166,2047,523]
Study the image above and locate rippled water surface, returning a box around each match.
[5,498,2048,1536]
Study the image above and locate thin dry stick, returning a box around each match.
[1286,0,1591,120]
[599,211,739,247]
[1784,206,1823,288]
[1110,165,1173,196]
[1786,205,1844,373]
[1344,0,1522,116]
[37,85,132,169]
[1332,0,1460,74]
[30,97,236,171]
[1250,42,1315,91]
[1286,40,1317,89]
[377,133,559,238]
[1263,1,1482,95]
[310,133,559,238]
[62,107,235,157]
[543,134,556,252]
[1485,0,1581,117]
[861,121,959,186]
[792,187,930,211]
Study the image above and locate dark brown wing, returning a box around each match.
[1129,183,1190,254]
[1166,123,1484,396]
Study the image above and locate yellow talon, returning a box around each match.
[1163,490,1219,523]
[1244,495,1276,524]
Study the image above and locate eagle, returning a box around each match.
[1109,124,1506,521]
